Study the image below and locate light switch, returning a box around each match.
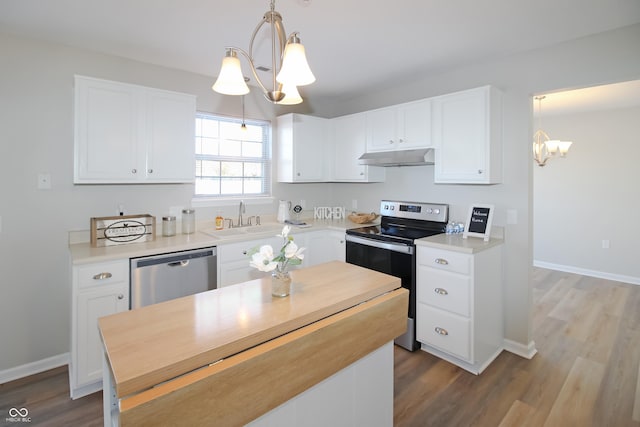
[37,173,52,190]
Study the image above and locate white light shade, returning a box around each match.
[545,139,560,154]
[558,140,573,156]
[212,54,250,95]
[276,42,315,86]
[277,83,303,105]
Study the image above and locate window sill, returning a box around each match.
[191,196,275,208]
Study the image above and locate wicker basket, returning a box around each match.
[348,212,379,224]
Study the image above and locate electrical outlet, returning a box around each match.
[37,173,51,190]
[602,239,610,249]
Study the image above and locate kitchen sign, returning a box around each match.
[463,204,494,241]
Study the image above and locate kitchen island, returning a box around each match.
[99,261,407,427]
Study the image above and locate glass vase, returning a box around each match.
[271,271,292,297]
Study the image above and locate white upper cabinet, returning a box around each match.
[74,75,195,184]
[330,112,385,182]
[432,86,502,184]
[277,113,329,183]
[365,98,432,152]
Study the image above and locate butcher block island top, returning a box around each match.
[99,261,407,426]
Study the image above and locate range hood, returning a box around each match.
[358,148,435,167]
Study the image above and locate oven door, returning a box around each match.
[345,234,418,351]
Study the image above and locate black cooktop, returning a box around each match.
[346,217,446,244]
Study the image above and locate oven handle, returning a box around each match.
[346,234,414,254]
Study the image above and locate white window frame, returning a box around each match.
[192,112,272,205]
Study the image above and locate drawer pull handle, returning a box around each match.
[117,294,124,300]
[435,258,449,265]
[434,287,448,295]
[435,327,449,336]
[93,272,112,280]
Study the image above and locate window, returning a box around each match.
[194,113,271,198]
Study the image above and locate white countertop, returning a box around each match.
[69,219,367,265]
[416,232,504,254]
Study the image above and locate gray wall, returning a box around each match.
[534,106,640,283]
[1,23,639,373]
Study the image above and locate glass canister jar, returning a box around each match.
[162,216,176,237]
[181,209,195,234]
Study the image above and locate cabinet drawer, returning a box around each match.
[418,247,471,275]
[417,266,470,316]
[76,261,128,289]
[417,304,471,361]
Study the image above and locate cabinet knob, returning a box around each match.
[478,169,483,174]
[148,169,153,174]
[297,172,301,176]
[389,140,394,144]
[242,250,247,255]
[360,172,364,176]
[435,327,449,336]
[93,272,112,280]
[399,138,404,143]
[435,258,449,265]
[132,168,137,174]
[434,287,449,295]
[117,294,124,300]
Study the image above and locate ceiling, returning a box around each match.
[1,0,640,107]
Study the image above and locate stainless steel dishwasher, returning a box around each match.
[130,247,217,309]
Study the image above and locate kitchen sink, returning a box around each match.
[244,224,285,234]
[200,224,285,238]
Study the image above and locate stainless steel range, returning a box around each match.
[345,200,448,351]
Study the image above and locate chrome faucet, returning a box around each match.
[237,200,245,227]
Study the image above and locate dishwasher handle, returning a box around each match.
[132,248,216,269]
[168,260,189,267]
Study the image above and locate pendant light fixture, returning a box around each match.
[533,95,573,167]
[212,0,315,105]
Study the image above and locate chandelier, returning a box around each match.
[533,95,573,167]
[212,0,315,105]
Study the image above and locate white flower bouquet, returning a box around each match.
[248,225,305,275]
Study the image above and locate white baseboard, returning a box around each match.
[503,339,537,359]
[0,353,69,385]
[533,261,640,286]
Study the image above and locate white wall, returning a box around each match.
[1,23,639,374]
[534,106,640,283]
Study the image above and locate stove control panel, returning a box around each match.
[380,200,448,222]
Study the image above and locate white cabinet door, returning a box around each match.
[74,77,140,181]
[74,75,196,184]
[365,107,397,152]
[304,231,345,266]
[144,90,195,182]
[331,113,385,182]
[76,283,128,387]
[277,114,329,182]
[365,99,432,152]
[398,99,432,149]
[433,86,502,184]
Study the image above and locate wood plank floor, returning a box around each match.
[1,268,639,426]
[394,268,640,426]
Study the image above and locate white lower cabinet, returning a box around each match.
[416,243,503,374]
[304,230,346,266]
[218,236,283,287]
[70,260,129,399]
